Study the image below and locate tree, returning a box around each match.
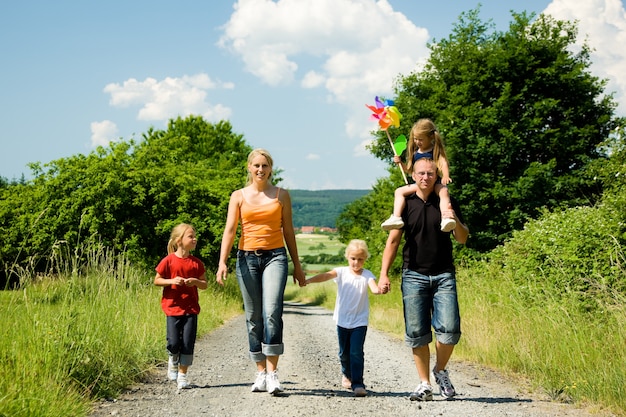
[0,116,252,287]
[368,9,619,251]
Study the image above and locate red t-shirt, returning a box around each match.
[155,253,205,316]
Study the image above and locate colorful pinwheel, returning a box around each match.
[365,96,402,130]
[366,96,408,183]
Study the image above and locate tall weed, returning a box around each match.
[0,247,242,417]
[457,204,626,415]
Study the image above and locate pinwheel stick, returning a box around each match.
[386,130,408,184]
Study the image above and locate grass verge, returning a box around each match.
[0,253,242,417]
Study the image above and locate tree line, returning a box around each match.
[0,117,252,287]
[289,189,368,228]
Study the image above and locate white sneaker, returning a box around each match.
[409,381,433,401]
[167,356,178,381]
[266,370,283,395]
[440,218,457,232]
[433,367,456,399]
[251,370,267,392]
[177,372,190,389]
[381,215,404,231]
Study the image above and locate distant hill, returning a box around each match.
[289,189,369,228]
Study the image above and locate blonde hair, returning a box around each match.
[167,223,195,254]
[344,239,370,260]
[406,118,448,175]
[246,148,274,186]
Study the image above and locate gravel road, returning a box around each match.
[90,302,603,417]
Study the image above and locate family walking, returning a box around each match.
[155,122,469,401]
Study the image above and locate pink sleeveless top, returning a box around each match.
[238,188,284,251]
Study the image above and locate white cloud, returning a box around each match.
[103,74,234,122]
[218,0,430,159]
[218,0,429,100]
[217,0,626,167]
[301,71,326,89]
[90,120,118,148]
[544,0,626,115]
[305,153,320,160]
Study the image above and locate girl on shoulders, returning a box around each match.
[381,118,456,233]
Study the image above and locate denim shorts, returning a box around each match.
[236,247,288,361]
[401,269,461,348]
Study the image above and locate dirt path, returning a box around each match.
[90,302,602,417]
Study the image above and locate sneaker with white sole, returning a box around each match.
[409,381,433,401]
[167,356,178,381]
[251,370,267,392]
[433,367,456,399]
[381,215,404,231]
[177,372,190,390]
[440,217,456,232]
[266,370,284,395]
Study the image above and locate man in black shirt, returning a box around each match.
[379,157,469,401]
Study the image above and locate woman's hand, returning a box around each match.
[293,264,306,287]
[216,263,228,286]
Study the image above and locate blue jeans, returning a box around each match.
[236,248,288,362]
[337,325,367,389]
[401,269,461,347]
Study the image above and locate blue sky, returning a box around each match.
[2,0,625,190]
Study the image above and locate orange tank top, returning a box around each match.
[238,188,285,251]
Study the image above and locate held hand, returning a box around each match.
[293,266,306,287]
[393,155,402,164]
[378,276,391,294]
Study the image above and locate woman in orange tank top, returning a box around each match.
[217,148,305,396]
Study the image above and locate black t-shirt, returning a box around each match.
[401,192,464,275]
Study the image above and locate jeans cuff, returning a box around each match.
[262,343,284,357]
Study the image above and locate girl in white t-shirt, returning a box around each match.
[304,239,382,397]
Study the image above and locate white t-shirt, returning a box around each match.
[332,266,377,329]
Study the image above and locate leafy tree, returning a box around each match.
[0,116,252,287]
[368,9,619,251]
[585,124,626,240]
[128,116,251,266]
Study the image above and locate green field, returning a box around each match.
[295,233,346,275]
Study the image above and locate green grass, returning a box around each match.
[296,233,346,257]
[291,232,626,416]
[455,258,626,414]
[4,231,625,416]
[0,252,242,417]
[287,257,626,416]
